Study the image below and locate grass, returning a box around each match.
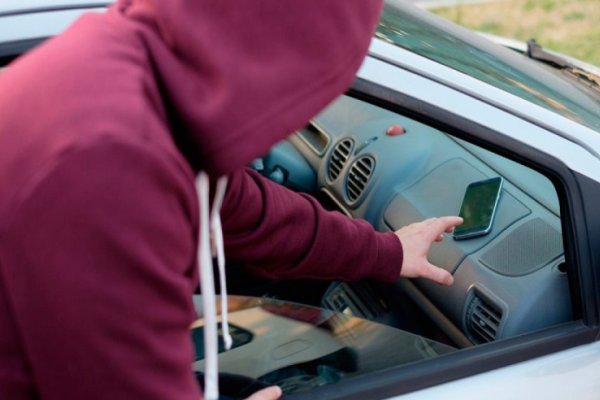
[431,0,600,67]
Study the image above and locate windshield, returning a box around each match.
[376,0,600,132]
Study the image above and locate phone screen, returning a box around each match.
[453,177,503,240]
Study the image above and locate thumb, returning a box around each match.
[421,263,454,286]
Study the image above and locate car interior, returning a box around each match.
[192,92,574,396]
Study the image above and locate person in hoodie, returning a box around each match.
[0,1,462,399]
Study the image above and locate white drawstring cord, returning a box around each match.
[196,172,218,400]
[196,172,231,400]
[211,177,232,351]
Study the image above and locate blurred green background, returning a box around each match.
[431,0,600,66]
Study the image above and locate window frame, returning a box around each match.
[285,76,600,399]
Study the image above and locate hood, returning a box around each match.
[116,0,383,177]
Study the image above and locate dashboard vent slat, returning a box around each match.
[346,156,375,203]
[328,138,354,181]
[467,293,502,343]
[347,182,362,199]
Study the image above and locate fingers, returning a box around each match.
[246,386,282,400]
[421,263,454,286]
[396,216,461,285]
[426,216,463,241]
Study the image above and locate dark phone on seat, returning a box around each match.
[453,177,503,240]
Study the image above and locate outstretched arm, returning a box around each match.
[221,168,402,282]
[221,168,461,286]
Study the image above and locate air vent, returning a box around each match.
[328,138,353,181]
[467,293,502,343]
[346,156,375,202]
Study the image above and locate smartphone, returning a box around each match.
[453,177,503,240]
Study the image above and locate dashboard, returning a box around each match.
[263,94,572,346]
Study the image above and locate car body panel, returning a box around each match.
[392,339,600,400]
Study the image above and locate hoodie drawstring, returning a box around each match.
[210,177,232,351]
[196,171,231,400]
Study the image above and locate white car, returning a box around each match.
[2,1,599,399]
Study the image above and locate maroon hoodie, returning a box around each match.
[0,1,402,399]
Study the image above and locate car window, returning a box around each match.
[310,94,570,344]
[192,295,456,395]
[205,94,575,397]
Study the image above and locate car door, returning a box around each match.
[279,40,600,399]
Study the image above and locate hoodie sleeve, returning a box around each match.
[221,168,403,283]
[1,140,201,400]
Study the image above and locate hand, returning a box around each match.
[246,386,282,400]
[394,216,463,286]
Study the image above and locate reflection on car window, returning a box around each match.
[192,296,455,395]
[376,1,600,132]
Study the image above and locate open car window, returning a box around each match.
[192,92,584,398]
[312,95,568,342]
